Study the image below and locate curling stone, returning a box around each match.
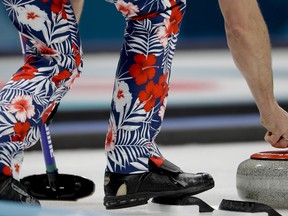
[236,150,288,208]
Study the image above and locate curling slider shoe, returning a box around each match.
[148,195,214,214]
[236,150,288,208]
[104,157,214,209]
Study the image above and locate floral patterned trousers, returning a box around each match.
[105,0,186,174]
[0,0,186,177]
[0,0,82,177]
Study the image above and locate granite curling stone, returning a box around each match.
[236,150,288,208]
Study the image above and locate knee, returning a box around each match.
[25,39,83,73]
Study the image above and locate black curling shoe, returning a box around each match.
[104,157,214,209]
[0,174,40,206]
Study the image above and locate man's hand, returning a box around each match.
[262,106,288,148]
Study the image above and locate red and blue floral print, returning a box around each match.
[0,0,187,177]
[105,0,186,174]
[0,0,82,176]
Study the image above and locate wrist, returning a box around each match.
[257,99,279,117]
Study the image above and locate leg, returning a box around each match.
[0,0,82,204]
[105,0,187,174]
[104,0,214,209]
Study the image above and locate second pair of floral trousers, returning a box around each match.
[0,0,82,177]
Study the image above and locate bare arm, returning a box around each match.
[71,0,84,23]
[218,0,288,148]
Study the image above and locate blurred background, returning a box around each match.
[2,1,288,54]
[1,1,288,149]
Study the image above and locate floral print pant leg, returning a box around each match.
[0,0,82,176]
[105,0,186,174]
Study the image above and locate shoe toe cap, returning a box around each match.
[179,172,214,187]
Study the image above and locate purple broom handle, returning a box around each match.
[40,124,58,173]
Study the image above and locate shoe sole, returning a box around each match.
[104,180,214,209]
